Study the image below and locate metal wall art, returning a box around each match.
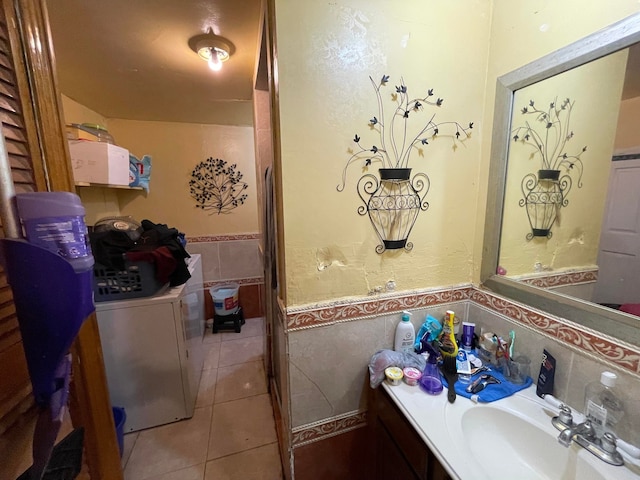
[189,157,248,214]
[337,75,473,253]
[512,97,586,240]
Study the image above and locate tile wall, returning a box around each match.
[279,285,640,479]
[186,235,264,319]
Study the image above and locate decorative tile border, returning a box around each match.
[291,410,367,448]
[287,285,640,448]
[204,277,263,288]
[515,268,598,289]
[286,285,473,331]
[187,233,260,243]
[471,288,640,376]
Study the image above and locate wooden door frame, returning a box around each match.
[3,0,123,477]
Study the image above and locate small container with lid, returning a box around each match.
[385,367,403,386]
[403,367,422,386]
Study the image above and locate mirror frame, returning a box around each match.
[481,12,640,346]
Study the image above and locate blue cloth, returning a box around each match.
[441,366,532,403]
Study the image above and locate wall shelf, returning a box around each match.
[75,182,143,190]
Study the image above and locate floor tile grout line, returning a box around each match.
[206,440,280,465]
[212,389,271,407]
[204,441,280,463]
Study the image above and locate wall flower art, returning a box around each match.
[189,157,248,215]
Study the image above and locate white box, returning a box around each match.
[69,140,130,186]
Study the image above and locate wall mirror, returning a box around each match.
[481,12,640,347]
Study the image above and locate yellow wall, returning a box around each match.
[61,95,121,224]
[107,119,259,236]
[474,0,640,281]
[61,95,259,234]
[274,0,490,306]
[499,51,627,276]
[61,94,109,128]
[615,96,640,150]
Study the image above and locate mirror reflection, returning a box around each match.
[498,44,640,315]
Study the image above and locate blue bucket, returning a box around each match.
[112,406,126,458]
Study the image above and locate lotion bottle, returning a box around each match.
[394,311,415,354]
[584,371,625,437]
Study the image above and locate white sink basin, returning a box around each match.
[384,383,640,480]
[458,405,605,480]
[434,387,640,480]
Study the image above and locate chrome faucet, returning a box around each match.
[551,404,624,466]
[558,419,596,447]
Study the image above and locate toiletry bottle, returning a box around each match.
[584,371,625,437]
[394,311,415,354]
[438,310,458,356]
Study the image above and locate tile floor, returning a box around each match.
[120,317,283,480]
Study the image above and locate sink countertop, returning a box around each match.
[382,381,640,480]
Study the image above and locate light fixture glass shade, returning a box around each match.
[188,30,234,72]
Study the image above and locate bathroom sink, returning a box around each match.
[439,389,633,480]
[384,383,640,480]
[458,405,605,480]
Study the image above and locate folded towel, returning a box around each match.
[441,367,532,403]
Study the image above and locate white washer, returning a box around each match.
[95,254,205,432]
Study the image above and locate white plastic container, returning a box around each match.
[209,283,239,315]
[394,311,415,354]
[584,371,625,437]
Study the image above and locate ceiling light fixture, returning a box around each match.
[188,29,235,72]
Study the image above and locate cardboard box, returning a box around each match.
[69,140,130,186]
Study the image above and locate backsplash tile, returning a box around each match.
[286,285,472,331]
[188,235,264,319]
[289,317,386,427]
[286,284,640,448]
[515,268,598,289]
[219,239,262,280]
[470,289,640,376]
[187,242,221,282]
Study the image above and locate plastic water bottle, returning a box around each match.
[584,371,625,437]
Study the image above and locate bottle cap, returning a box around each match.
[402,310,412,322]
[601,371,617,387]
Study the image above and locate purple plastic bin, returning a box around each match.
[0,239,95,405]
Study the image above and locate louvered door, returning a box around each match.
[0,1,125,477]
[0,0,44,440]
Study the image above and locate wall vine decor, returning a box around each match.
[337,74,473,253]
[511,97,587,240]
[189,157,248,214]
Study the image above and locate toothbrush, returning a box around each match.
[509,330,515,358]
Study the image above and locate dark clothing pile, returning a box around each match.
[90,219,190,286]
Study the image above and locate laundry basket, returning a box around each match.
[93,260,165,302]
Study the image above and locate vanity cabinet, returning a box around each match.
[369,386,451,480]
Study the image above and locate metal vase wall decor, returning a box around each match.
[512,97,586,240]
[337,75,473,253]
[358,167,429,253]
[189,157,248,214]
[520,169,572,240]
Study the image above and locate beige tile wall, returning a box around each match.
[288,301,469,428]
[468,302,640,444]
[287,297,640,447]
[186,238,262,284]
